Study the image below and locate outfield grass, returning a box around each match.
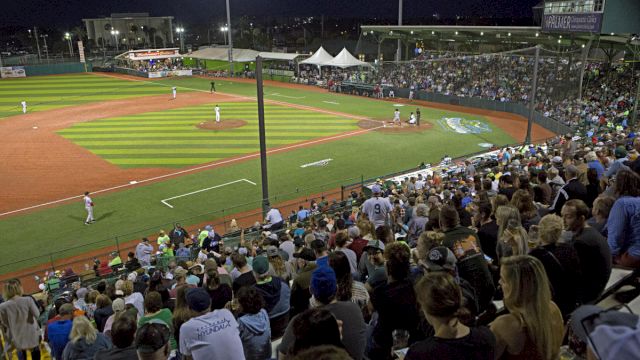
[0,73,517,274]
[0,74,178,118]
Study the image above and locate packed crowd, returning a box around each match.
[129,59,192,73]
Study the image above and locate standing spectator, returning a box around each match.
[495,205,529,261]
[94,313,138,360]
[93,294,113,333]
[607,169,640,268]
[169,223,188,246]
[529,214,582,319]
[362,185,393,229]
[475,202,498,262]
[135,322,171,360]
[490,256,563,360]
[0,279,41,360]
[135,238,154,267]
[562,199,612,303]
[550,165,587,214]
[62,316,112,360]
[252,256,291,338]
[334,232,358,278]
[290,248,317,317]
[47,303,75,360]
[138,292,176,350]
[604,146,629,178]
[405,272,495,360]
[179,288,245,360]
[236,287,271,360]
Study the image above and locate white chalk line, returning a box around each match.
[270,92,306,99]
[161,178,256,208]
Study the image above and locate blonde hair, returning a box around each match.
[501,255,560,360]
[2,279,23,300]
[69,316,98,344]
[538,214,563,245]
[121,280,134,296]
[496,205,528,256]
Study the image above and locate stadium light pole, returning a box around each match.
[176,27,185,53]
[255,56,270,216]
[220,26,228,45]
[525,45,540,145]
[225,0,234,77]
[111,30,120,52]
[64,32,74,57]
[396,0,403,63]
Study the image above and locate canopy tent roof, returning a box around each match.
[115,48,182,61]
[322,47,372,68]
[189,47,260,62]
[258,52,306,61]
[299,46,334,65]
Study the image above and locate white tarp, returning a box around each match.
[258,52,304,61]
[299,46,334,66]
[189,47,259,62]
[322,47,372,69]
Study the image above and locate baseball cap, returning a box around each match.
[266,245,279,257]
[205,225,213,231]
[293,248,316,262]
[552,156,563,164]
[186,288,211,312]
[310,240,327,251]
[136,321,171,354]
[252,256,270,275]
[363,240,385,252]
[112,298,125,312]
[268,233,278,241]
[569,305,640,360]
[310,266,337,303]
[293,237,304,247]
[425,247,457,272]
[371,184,382,194]
[615,146,628,159]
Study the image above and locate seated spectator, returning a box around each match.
[290,248,317,317]
[94,312,138,360]
[267,245,294,282]
[511,189,541,231]
[406,272,496,360]
[179,288,244,360]
[475,202,498,262]
[135,322,171,360]
[231,253,256,294]
[562,199,612,303]
[290,308,345,357]
[334,232,358,278]
[368,242,421,360]
[550,165,587,214]
[103,298,126,339]
[171,285,194,358]
[529,214,582,319]
[47,303,74,360]
[204,267,232,310]
[607,169,640,268]
[122,280,144,317]
[62,316,112,359]
[495,205,529,261]
[347,225,368,262]
[328,251,369,312]
[291,345,352,360]
[236,286,271,360]
[406,204,428,246]
[138,291,176,350]
[252,256,291,338]
[490,255,563,360]
[588,195,615,237]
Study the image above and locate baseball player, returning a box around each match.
[215,105,221,123]
[416,108,421,126]
[393,109,401,125]
[409,112,416,125]
[361,184,393,229]
[210,81,216,93]
[83,191,95,224]
[171,87,177,99]
[21,101,27,114]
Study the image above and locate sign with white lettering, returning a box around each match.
[542,13,603,33]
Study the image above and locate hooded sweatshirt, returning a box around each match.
[254,277,290,317]
[62,333,112,360]
[238,309,272,360]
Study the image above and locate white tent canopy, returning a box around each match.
[321,48,372,69]
[189,47,260,62]
[258,52,305,61]
[299,46,334,65]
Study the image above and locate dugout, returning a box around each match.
[113,48,193,78]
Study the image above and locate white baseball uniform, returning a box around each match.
[393,110,401,123]
[409,114,416,124]
[172,87,177,99]
[215,106,220,123]
[21,101,27,114]
[84,195,94,223]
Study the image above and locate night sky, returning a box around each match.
[2,0,540,27]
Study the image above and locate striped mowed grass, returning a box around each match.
[0,73,172,118]
[57,102,360,168]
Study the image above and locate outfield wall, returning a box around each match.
[24,62,92,76]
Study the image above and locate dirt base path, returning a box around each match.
[0,92,243,214]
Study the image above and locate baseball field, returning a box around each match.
[0,72,554,278]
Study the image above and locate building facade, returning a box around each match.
[83,13,175,50]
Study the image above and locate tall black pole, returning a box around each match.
[256,56,270,216]
[226,0,234,77]
[525,45,540,145]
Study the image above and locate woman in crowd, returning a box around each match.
[528,214,581,319]
[405,272,496,360]
[172,285,195,359]
[137,291,176,350]
[121,280,144,317]
[607,169,640,268]
[511,190,540,231]
[267,246,294,283]
[290,308,345,357]
[85,290,100,320]
[495,206,529,261]
[93,294,113,333]
[0,279,42,360]
[237,286,271,360]
[62,316,112,360]
[328,251,369,311]
[490,255,564,360]
[406,204,429,246]
[205,267,232,310]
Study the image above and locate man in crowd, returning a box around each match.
[135,238,154,267]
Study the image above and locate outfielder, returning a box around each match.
[21,101,27,114]
[171,87,177,99]
[215,105,221,123]
[83,191,95,224]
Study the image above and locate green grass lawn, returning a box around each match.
[0,73,517,274]
[0,74,178,118]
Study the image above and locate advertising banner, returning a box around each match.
[77,41,85,63]
[542,13,602,33]
[1,66,26,78]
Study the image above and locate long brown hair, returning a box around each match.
[615,169,640,197]
[328,252,352,302]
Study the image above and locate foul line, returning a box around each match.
[161,178,257,208]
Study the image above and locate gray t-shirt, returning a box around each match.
[362,196,393,228]
[180,309,245,360]
[278,301,366,360]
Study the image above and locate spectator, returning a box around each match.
[122,280,144,317]
[124,252,141,272]
[0,279,41,360]
[179,288,244,360]
[439,205,495,312]
[136,322,171,360]
[169,223,188,246]
[536,171,552,205]
[94,312,138,360]
[604,145,629,178]
[47,303,74,360]
[406,203,428,246]
[550,165,587,214]
[368,242,421,360]
[495,205,529,261]
[205,267,232,310]
[62,316,112,360]
[328,251,369,311]
[406,272,496,360]
[291,345,351,360]
[290,248,317,317]
[348,225,369,261]
[103,298,126,339]
[311,239,330,267]
[607,169,640,268]
[267,245,294,282]
[585,168,603,208]
[511,189,541,231]
[334,232,358,278]
[362,239,388,291]
[264,206,284,230]
[252,256,291,338]
[475,201,498,262]
[362,185,393,229]
[588,195,615,236]
[490,255,563,360]
[231,253,256,294]
[135,238,154,267]
[171,285,195,358]
[138,291,176,350]
[529,214,582,319]
[562,199,612,303]
[290,308,345,357]
[236,286,271,360]
[94,294,113,332]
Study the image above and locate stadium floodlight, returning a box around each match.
[410,30,414,35]
[559,35,562,39]
[64,32,74,57]
[176,27,185,52]
[455,31,458,35]
[610,32,615,36]
[431,31,435,35]
[480,32,484,36]
[508,32,511,37]
[535,32,539,37]
[557,39,561,43]
[110,30,120,51]
[582,44,586,48]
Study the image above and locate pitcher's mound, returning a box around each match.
[358,119,433,133]
[196,119,247,130]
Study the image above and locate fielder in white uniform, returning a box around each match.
[393,109,401,125]
[172,87,177,99]
[409,112,416,124]
[21,101,27,114]
[215,105,220,123]
[83,191,95,224]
